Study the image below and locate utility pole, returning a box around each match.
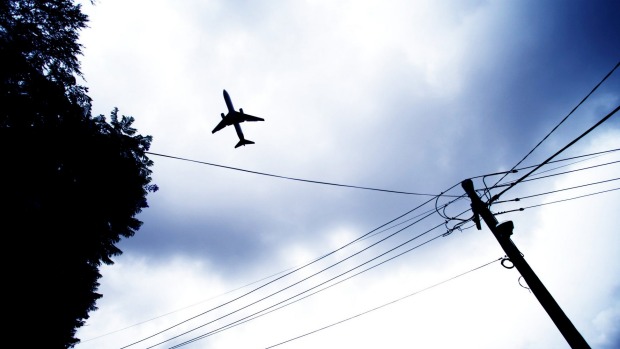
[461,179,590,349]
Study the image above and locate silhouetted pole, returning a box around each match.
[461,179,590,349]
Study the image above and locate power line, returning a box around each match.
[131,143,617,345]
[489,104,619,202]
[145,214,446,348]
[513,148,619,177]
[494,187,620,216]
[435,149,620,221]
[202,233,450,338]
[490,60,620,190]
[493,159,619,189]
[112,190,470,348]
[184,221,479,344]
[480,148,620,199]
[367,204,453,241]
[263,257,503,349]
[146,152,456,196]
[78,267,295,343]
[87,148,619,343]
[96,153,548,346]
[120,194,444,348]
[493,177,620,204]
[113,150,614,342]
[88,149,618,343]
[163,223,450,349]
[165,174,617,345]
[159,206,475,348]
[102,188,463,345]
[475,147,619,184]
[146,148,619,202]
[441,157,620,230]
[105,196,467,347]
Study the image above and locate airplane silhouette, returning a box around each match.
[212,89,265,148]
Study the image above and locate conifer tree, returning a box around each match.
[1,1,157,347]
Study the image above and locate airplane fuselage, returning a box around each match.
[233,122,245,140]
[225,90,247,140]
[223,89,235,113]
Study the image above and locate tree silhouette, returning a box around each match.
[1,1,157,347]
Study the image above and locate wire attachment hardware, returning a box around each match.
[471,203,482,230]
[519,276,532,293]
[501,257,514,269]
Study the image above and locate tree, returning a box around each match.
[1,1,157,347]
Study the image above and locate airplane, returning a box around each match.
[212,89,265,148]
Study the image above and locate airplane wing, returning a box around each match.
[237,112,265,122]
[212,119,228,133]
[212,110,264,135]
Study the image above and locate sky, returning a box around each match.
[73,1,620,348]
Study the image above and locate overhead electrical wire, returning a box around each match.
[263,256,503,349]
[150,146,618,205]
[133,209,446,348]
[89,148,617,344]
[90,149,616,343]
[368,197,460,241]
[493,159,619,189]
[182,223,480,345]
[493,177,620,204]
[489,104,619,202]
[93,145,618,345]
[79,267,296,343]
[439,154,620,232]
[511,148,619,177]
[166,229,447,348]
[481,149,617,198]
[436,194,468,222]
[149,206,475,348]
[456,159,619,226]
[185,170,617,347]
[128,147,617,346]
[147,148,618,202]
[161,221,455,349]
[146,152,457,197]
[481,148,619,201]
[494,187,620,216]
[436,148,620,222]
[101,192,469,346]
[121,207,476,348]
[489,60,620,190]
[120,194,445,348]
[93,191,457,345]
[201,233,454,338]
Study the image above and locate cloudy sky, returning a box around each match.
[73,1,619,348]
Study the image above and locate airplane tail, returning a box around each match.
[235,139,255,148]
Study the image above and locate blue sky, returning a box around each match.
[74,1,619,348]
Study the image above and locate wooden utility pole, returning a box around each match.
[461,179,590,349]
